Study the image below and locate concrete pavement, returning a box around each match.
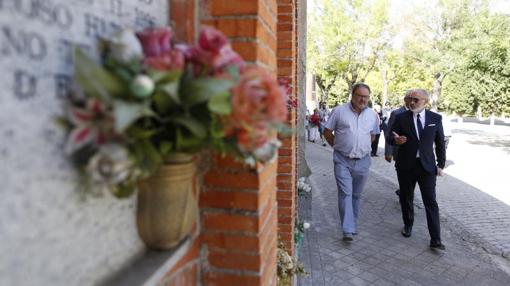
[297,142,510,286]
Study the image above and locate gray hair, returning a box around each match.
[406,88,430,99]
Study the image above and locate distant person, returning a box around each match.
[308,109,321,143]
[370,105,384,157]
[388,89,446,250]
[318,102,330,146]
[324,83,380,242]
[385,92,413,196]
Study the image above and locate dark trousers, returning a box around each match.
[397,159,441,241]
[371,134,380,155]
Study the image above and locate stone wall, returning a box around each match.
[0,1,168,285]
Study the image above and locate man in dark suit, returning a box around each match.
[388,89,446,250]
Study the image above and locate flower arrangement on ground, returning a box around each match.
[59,26,289,197]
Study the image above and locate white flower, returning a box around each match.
[109,29,143,63]
[303,222,311,229]
[130,74,155,98]
[86,144,133,192]
[252,139,282,163]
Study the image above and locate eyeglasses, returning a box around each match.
[406,97,423,103]
[353,94,370,100]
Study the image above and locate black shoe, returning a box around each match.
[395,189,400,196]
[401,226,412,238]
[342,233,353,241]
[322,143,327,147]
[430,241,446,250]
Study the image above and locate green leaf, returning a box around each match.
[112,183,137,198]
[207,91,232,115]
[160,81,180,104]
[159,141,174,156]
[172,116,207,139]
[113,100,154,132]
[175,129,203,152]
[152,91,173,113]
[126,126,158,139]
[133,139,161,175]
[148,70,181,83]
[74,48,126,101]
[181,78,235,106]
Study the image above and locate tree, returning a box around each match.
[307,0,392,104]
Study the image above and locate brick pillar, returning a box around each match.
[170,0,197,43]
[276,0,297,256]
[200,1,279,285]
[201,157,278,286]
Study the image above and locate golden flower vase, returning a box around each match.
[137,155,198,250]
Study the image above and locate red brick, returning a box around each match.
[208,251,261,271]
[165,238,200,274]
[232,41,258,61]
[203,212,259,232]
[170,0,196,43]
[278,4,293,14]
[203,18,257,38]
[203,272,260,286]
[202,232,260,252]
[277,163,292,173]
[277,191,293,200]
[278,198,293,207]
[278,14,292,23]
[204,169,259,189]
[210,0,258,16]
[278,215,292,224]
[163,264,197,286]
[200,190,259,211]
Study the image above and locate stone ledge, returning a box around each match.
[99,238,191,286]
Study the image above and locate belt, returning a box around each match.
[349,157,361,160]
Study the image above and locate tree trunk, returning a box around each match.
[381,69,388,105]
[432,73,443,112]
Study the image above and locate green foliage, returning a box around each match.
[308,0,392,104]
[310,0,510,115]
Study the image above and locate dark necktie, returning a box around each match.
[417,113,423,139]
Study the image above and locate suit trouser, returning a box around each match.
[397,159,441,241]
[333,151,371,234]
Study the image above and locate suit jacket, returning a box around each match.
[384,106,407,156]
[389,110,446,174]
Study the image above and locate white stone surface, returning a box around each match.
[0,1,168,285]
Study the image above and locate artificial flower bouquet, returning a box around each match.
[60,26,289,197]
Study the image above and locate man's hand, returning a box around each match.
[384,155,392,163]
[393,132,407,145]
[323,128,335,146]
[437,167,443,176]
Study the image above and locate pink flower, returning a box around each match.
[65,99,115,154]
[135,27,184,71]
[199,26,229,53]
[227,66,288,152]
[136,27,173,57]
[144,49,185,71]
[278,78,297,109]
[212,46,245,71]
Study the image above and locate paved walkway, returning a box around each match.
[297,142,510,286]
